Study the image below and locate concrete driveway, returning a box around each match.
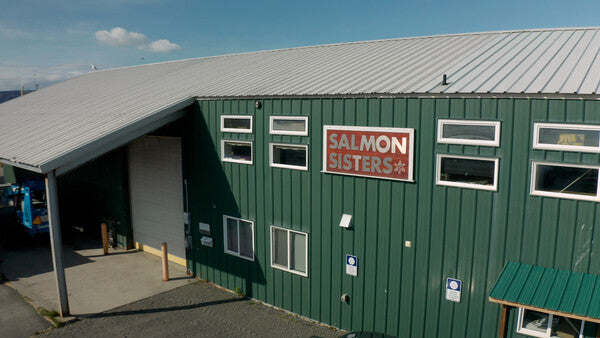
[0,238,193,317]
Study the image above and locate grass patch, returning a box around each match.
[233,287,246,298]
[37,307,65,328]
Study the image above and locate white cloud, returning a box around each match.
[146,39,181,53]
[95,27,148,47]
[95,27,180,53]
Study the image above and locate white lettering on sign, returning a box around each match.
[323,126,415,181]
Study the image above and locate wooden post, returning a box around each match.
[101,223,109,255]
[161,242,169,282]
[498,304,508,338]
[45,171,70,317]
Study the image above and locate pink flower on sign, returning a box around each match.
[394,160,406,173]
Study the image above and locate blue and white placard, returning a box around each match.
[346,254,358,276]
[446,278,462,302]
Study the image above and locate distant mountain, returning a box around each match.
[0,90,33,104]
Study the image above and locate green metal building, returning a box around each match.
[2,28,600,337]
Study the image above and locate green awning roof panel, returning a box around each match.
[489,262,600,320]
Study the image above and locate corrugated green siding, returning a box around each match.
[185,98,600,337]
[58,147,132,248]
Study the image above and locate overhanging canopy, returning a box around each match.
[489,261,600,324]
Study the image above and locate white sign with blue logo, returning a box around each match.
[346,254,358,276]
[446,278,462,302]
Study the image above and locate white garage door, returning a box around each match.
[129,136,185,264]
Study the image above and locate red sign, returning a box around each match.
[322,126,414,181]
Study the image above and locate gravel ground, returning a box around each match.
[44,280,342,337]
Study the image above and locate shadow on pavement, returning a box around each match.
[79,296,245,319]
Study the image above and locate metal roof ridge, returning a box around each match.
[90,27,600,75]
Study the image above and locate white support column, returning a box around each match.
[45,170,70,317]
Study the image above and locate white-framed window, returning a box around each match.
[221,140,253,164]
[516,308,585,338]
[220,115,253,133]
[223,215,254,261]
[436,154,499,191]
[437,119,501,146]
[270,226,308,277]
[269,143,308,170]
[533,123,600,153]
[269,116,309,136]
[530,161,600,202]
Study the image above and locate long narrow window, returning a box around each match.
[437,119,501,146]
[530,162,600,201]
[269,116,309,136]
[269,143,308,170]
[436,154,499,191]
[270,226,308,277]
[221,115,253,133]
[221,140,253,164]
[516,308,585,338]
[533,123,600,153]
[223,216,254,261]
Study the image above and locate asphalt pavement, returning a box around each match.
[0,281,51,337]
[43,280,341,337]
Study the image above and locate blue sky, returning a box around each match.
[0,0,598,90]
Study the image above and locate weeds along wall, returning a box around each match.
[184,98,600,337]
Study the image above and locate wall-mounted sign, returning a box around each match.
[346,254,358,276]
[446,278,462,303]
[323,126,414,181]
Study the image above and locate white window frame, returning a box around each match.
[221,140,253,164]
[437,119,501,146]
[270,225,309,277]
[269,143,309,171]
[436,154,499,191]
[516,308,585,338]
[533,123,600,153]
[223,215,255,261]
[220,115,253,133]
[269,116,309,136]
[530,161,600,202]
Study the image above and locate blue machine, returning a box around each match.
[9,179,49,236]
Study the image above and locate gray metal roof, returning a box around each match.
[2,27,600,174]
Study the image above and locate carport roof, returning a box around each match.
[2,27,600,174]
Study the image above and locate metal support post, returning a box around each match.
[45,170,70,317]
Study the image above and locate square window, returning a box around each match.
[533,123,600,153]
[270,143,308,170]
[437,119,501,146]
[221,115,253,133]
[223,216,254,261]
[221,140,253,164]
[270,226,308,277]
[516,308,585,338]
[436,154,499,191]
[531,162,600,201]
[270,116,308,136]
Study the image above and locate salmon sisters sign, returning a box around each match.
[322,126,414,181]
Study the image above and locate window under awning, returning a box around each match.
[489,261,600,324]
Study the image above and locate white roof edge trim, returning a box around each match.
[0,159,42,174]
[193,92,600,101]
[50,97,194,176]
[95,27,600,75]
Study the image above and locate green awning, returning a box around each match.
[489,261,600,323]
